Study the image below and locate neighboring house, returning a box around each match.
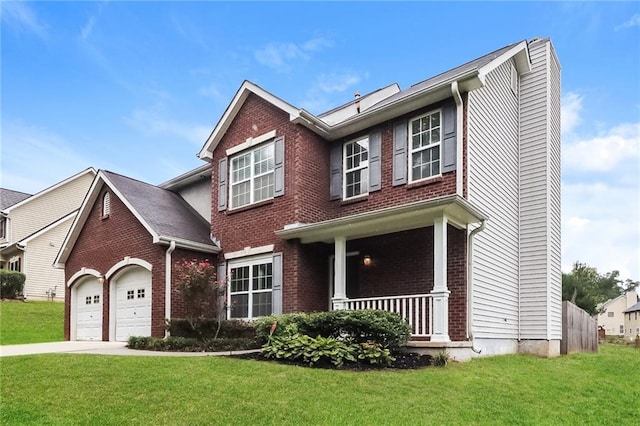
[0,169,95,301]
[55,169,217,341]
[597,291,639,336]
[623,301,640,341]
[60,38,561,360]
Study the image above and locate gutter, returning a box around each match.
[164,240,176,338]
[467,219,487,353]
[451,81,464,197]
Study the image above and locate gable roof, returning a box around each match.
[55,170,219,267]
[2,168,96,213]
[624,301,640,314]
[198,39,532,159]
[0,188,32,211]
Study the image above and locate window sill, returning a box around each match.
[340,195,368,206]
[407,176,443,190]
[101,214,110,220]
[226,199,274,215]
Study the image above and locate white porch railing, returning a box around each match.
[343,294,432,337]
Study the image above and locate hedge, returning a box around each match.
[0,270,26,299]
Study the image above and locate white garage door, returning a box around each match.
[115,267,152,342]
[75,278,103,341]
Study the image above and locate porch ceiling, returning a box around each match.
[277,195,487,244]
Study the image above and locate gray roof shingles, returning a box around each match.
[624,301,640,313]
[102,171,216,248]
[0,188,32,210]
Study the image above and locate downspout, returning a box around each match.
[164,241,176,338]
[451,81,464,197]
[467,219,486,354]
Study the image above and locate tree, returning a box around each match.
[562,262,639,315]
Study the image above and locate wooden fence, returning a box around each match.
[561,301,598,355]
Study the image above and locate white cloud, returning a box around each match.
[124,107,211,147]
[561,92,584,136]
[0,122,96,194]
[1,1,47,39]
[563,122,640,172]
[562,182,639,280]
[198,83,223,100]
[254,36,333,72]
[300,71,362,113]
[614,13,640,31]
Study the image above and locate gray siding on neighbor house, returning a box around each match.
[519,39,562,340]
[468,59,520,339]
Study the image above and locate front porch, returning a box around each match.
[277,195,487,343]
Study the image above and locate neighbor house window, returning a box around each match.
[343,137,369,199]
[228,257,273,319]
[102,192,111,218]
[409,110,441,182]
[620,325,624,334]
[0,217,6,239]
[230,142,274,209]
[8,257,21,272]
[607,312,614,317]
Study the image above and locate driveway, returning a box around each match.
[0,341,259,357]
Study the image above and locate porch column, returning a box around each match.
[430,216,450,342]
[332,236,347,310]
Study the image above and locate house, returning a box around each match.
[59,38,561,359]
[0,169,95,301]
[623,300,640,341]
[597,291,639,337]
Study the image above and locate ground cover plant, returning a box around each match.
[1,345,637,424]
[0,301,64,345]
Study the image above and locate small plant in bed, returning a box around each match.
[241,310,433,370]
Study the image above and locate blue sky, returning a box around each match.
[1,1,639,281]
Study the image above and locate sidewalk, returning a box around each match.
[0,341,259,357]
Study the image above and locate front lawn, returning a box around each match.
[0,301,64,345]
[1,345,637,424]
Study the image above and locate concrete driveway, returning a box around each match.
[0,341,258,357]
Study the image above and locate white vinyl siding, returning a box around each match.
[519,39,562,340]
[468,60,520,339]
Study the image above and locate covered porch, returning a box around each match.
[277,195,487,342]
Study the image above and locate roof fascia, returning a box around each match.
[55,171,160,267]
[477,41,531,81]
[4,168,96,213]
[156,236,220,254]
[18,211,77,245]
[159,164,212,190]
[198,81,301,159]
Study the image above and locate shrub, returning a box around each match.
[255,310,410,349]
[432,351,449,367]
[262,331,357,367]
[127,335,259,352]
[168,319,256,340]
[0,270,26,299]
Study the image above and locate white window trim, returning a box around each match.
[224,244,274,260]
[229,141,275,210]
[408,108,443,184]
[227,254,274,320]
[226,130,277,157]
[342,137,369,200]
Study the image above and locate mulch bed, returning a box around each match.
[230,351,434,371]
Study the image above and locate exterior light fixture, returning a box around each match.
[363,255,372,267]
[98,276,105,285]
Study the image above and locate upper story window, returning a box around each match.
[230,142,275,209]
[607,312,614,317]
[343,137,369,199]
[102,192,111,218]
[0,217,6,239]
[409,110,441,182]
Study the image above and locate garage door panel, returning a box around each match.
[74,278,103,341]
[114,267,151,342]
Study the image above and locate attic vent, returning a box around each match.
[102,192,111,219]
[510,64,518,95]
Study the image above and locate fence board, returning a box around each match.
[561,301,598,355]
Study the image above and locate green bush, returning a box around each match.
[126,335,259,352]
[255,310,410,349]
[0,270,26,299]
[167,318,256,340]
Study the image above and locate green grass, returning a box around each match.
[1,345,638,425]
[0,301,64,345]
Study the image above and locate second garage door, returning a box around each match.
[114,267,152,341]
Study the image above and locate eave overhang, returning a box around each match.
[276,195,487,244]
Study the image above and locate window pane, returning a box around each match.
[431,128,440,143]
[231,153,251,183]
[431,113,440,128]
[252,292,272,317]
[230,266,249,292]
[231,181,251,208]
[253,144,274,176]
[230,294,248,318]
[253,173,274,203]
[252,263,273,290]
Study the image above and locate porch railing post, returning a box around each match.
[430,215,451,342]
[332,235,347,310]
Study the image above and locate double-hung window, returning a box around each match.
[228,257,273,319]
[343,137,369,199]
[230,142,275,209]
[409,110,441,182]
